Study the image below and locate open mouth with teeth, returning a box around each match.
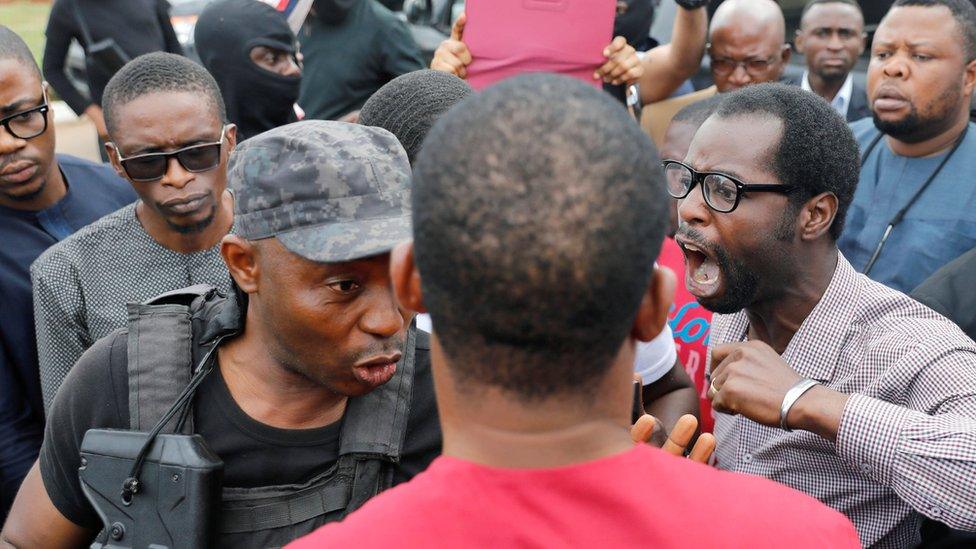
[677,240,723,299]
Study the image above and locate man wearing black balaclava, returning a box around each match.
[195,0,302,141]
[298,0,424,121]
[614,0,657,52]
[605,0,659,103]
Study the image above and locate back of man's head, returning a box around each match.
[102,52,227,136]
[0,25,40,79]
[359,70,473,165]
[671,95,724,128]
[413,73,669,402]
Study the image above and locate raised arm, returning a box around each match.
[709,339,976,531]
[638,3,708,104]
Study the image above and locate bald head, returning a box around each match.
[709,0,790,92]
[711,0,786,41]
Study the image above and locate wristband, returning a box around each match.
[779,378,820,432]
[674,0,710,10]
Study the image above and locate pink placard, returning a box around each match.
[464,0,616,90]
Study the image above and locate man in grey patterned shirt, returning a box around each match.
[31,52,236,409]
[671,83,976,547]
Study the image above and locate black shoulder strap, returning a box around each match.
[860,128,884,165]
[125,284,241,433]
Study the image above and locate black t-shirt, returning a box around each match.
[39,329,440,529]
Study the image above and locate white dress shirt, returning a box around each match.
[801,70,854,119]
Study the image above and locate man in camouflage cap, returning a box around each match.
[231,119,413,262]
[2,120,441,548]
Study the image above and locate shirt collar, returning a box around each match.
[711,252,862,382]
[801,70,854,118]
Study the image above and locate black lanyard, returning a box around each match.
[859,126,969,276]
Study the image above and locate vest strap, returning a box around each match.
[218,484,351,534]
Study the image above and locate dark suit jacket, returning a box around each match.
[784,73,871,122]
[912,247,976,342]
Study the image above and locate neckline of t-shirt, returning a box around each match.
[433,444,653,476]
[202,358,344,447]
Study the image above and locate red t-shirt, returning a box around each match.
[659,237,715,432]
[288,445,859,548]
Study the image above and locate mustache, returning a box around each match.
[350,336,407,364]
[675,225,717,254]
[0,154,38,173]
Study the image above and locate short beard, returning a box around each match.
[164,203,217,234]
[696,209,797,315]
[872,84,963,144]
[814,67,849,84]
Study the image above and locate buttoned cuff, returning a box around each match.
[836,394,915,484]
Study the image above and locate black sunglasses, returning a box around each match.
[0,90,50,140]
[662,160,794,213]
[113,127,228,182]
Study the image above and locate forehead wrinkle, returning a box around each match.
[688,115,781,181]
[801,3,864,30]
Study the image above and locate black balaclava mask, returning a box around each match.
[613,0,656,50]
[313,0,361,25]
[195,0,301,140]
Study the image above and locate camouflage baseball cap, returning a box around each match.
[229,120,412,263]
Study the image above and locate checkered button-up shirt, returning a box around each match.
[708,253,976,548]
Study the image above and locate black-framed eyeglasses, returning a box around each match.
[662,160,795,213]
[113,126,229,182]
[0,88,50,140]
[708,50,777,76]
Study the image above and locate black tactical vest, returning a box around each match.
[121,284,420,548]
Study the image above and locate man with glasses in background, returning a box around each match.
[674,82,976,547]
[0,26,135,522]
[31,52,235,409]
[707,0,791,93]
[642,0,789,148]
[790,0,871,122]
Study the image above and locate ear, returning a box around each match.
[225,124,238,152]
[964,59,976,99]
[798,192,838,241]
[631,265,676,343]
[780,44,792,66]
[857,31,867,57]
[390,240,427,314]
[794,30,806,54]
[105,142,128,181]
[221,234,259,294]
